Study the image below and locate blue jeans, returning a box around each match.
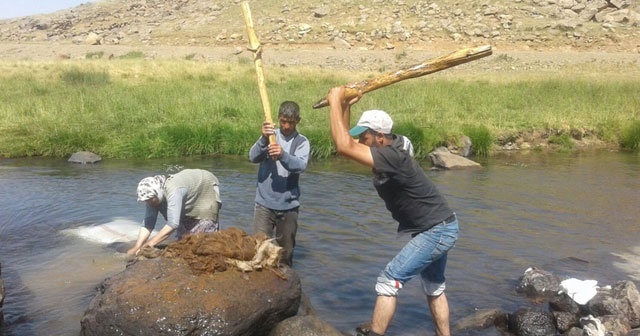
[378,215,459,296]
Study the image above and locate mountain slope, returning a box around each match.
[0,0,638,53]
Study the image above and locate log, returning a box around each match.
[241,2,276,145]
[312,45,493,109]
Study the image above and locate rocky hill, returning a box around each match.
[0,0,639,54]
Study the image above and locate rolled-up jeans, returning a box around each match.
[378,215,459,296]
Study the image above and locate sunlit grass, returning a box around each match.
[620,120,640,151]
[0,58,638,159]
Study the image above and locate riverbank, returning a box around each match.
[1,45,639,159]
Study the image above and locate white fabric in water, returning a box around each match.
[559,278,599,305]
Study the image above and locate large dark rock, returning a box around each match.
[507,308,557,336]
[80,257,300,336]
[268,291,347,336]
[516,267,563,298]
[586,281,640,328]
[269,315,345,336]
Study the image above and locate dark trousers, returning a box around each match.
[252,203,299,267]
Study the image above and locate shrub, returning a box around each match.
[620,120,640,151]
[463,125,493,157]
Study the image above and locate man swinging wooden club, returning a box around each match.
[317,47,491,336]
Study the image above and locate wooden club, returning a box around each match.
[312,45,493,109]
[241,2,276,145]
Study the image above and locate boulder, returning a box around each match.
[68,151,101,164]
[507,308,557,336]
[516,267,564,298]
[269,290,347,336]
[428,147,481,170]
[81,229,302,336]
[81,257,300,336]
[586,280,640,328]
[85,32,102,45]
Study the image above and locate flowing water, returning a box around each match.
[0,151,638,336]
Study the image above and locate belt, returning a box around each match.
[443,214,456,224]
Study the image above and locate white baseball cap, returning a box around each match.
[349,110,393,136]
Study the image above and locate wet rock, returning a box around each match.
[80,256,301,336]
[507,308,557,336]
[516,267,563,298]
[549,293,582,315]
[81,229,304,335]
[68,151,102,164]
[268,315,344,336]
[600,314,631,335]
[428,147,481,170]
[452,308,506,333]
[552,310,579,333]
[586,280,640,328]
[508,266,640,336]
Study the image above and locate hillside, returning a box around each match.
[0,0,639,67]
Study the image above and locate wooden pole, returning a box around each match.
[241,2,276,145]
[312,45,493,109]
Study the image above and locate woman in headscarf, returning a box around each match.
[126,168,222,256]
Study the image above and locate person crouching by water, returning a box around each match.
[326,86,459,336]
[127,168,222,257]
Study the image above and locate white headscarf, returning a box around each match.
[136,175,166,202]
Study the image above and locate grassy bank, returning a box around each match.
[1,57,639,159]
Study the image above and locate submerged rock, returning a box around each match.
[68,151,101,164]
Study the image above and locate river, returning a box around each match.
[0,150,638,336]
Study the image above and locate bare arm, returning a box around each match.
[327,86,375,168]
[143,188,185,247]
[127,203,159,256]
[144,224,175,248]
[127,226,152,256]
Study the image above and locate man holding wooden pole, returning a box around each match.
[243,2,310,267]
[326,86,459,336]
[248,101,310,267]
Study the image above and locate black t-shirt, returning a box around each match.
[371,145,453,234]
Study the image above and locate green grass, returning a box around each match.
[548,133,575,152]
[620,120,640,150]
[118,51,145,59]
[462,125,493,157]
[0,59,638,159]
